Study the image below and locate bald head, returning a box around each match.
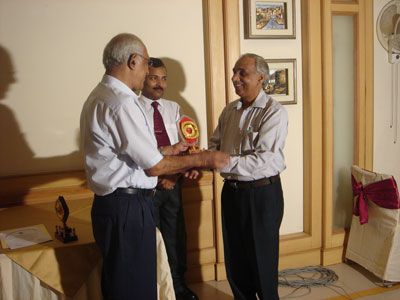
[238,53,270,88]
[103,33,147,72]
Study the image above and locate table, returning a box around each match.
[0,253,102,299]
[0,198,175,299]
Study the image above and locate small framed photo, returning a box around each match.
[264,59,297,105]
[244,0,295,39]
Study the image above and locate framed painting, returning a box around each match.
[264,58,297,104]
[244,0,295,39]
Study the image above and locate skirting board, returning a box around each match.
[187,264,215,283]
[322,246,345,266]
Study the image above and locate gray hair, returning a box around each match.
[239,53,270,88]
[102,33,146,71]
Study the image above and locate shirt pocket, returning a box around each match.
[241,130,259,154]
[165,123,179,143]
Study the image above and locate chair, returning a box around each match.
[345,165,400,282]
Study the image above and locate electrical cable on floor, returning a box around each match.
[279,266,338,288]
[278,266,353,299]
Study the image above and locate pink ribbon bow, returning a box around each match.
[351,175,400,224]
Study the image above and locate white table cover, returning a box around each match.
[0,229,175,300]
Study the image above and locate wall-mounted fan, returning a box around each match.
[377,0,400,143]
[377,0,400,63]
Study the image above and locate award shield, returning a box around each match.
[178,115,200,153]
[55,196,78,243]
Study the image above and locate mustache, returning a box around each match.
[153,86,164,91]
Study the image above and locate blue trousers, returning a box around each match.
[91,189,157,300]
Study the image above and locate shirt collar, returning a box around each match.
[140,94,164,109]
[101,74,138,99]
[235,90,269,110]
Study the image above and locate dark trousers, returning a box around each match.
[222,180,284,300]
[91,189,157,300]
[153,180,188,291]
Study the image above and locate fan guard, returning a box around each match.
[377,0,400,63]
[377,0,400,144]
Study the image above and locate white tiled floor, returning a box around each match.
[188,262,400,300]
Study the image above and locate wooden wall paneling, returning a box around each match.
[183,173,218,282]
[301,0,323,251]
[322,0,374,266]
[364,0,374,170]
[0,171,91,207]
[353,1,366,167]
[184,196,214,250]
[202,0,228,281]
[321,0,335,262]
[223,0,240,103]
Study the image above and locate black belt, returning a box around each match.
[225,175,280,189]
[116,187,157,197]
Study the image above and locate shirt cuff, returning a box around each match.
[219,155,238,174]
[142,151,164,169]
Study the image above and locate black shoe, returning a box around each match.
[175,286,199,300]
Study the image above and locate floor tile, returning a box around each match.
[187,263,400,300]
[329,263,380,293]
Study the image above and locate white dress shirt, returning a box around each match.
[80,75,163,195]
[209,90,288,181]
[138,95,181,145]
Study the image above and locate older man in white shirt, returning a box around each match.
[80,33,228,300]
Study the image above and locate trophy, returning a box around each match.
[55,196,78,243]
[178,115,200,154]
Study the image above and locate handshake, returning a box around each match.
[155,141,229,190]
[159,141,201,156]
[160,141,229,170]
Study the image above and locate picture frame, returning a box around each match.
[264,58,297,105]
[244,0,295,39]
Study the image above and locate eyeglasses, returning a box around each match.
[131,52,153,66]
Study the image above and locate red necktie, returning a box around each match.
[151,101,171,147]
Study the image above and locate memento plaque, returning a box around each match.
[55,196,78,243]
[178,115,200,153]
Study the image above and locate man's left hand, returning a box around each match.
[184,169,200,180]
[160,141,196,156]
[157,174,180,190]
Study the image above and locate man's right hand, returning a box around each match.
[199,150,229,170]
[145,149,229,177]
[160,141,195,156]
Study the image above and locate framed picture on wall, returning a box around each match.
[264,58,297,104]
[244,0,295,39]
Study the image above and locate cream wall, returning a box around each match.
[238,0,304,234]
[374,0,400,182]
[0,0,206,176]
[1,0,304,234]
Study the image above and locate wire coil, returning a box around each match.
[279,266,338,288]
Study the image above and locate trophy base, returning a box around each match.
[188,145,200,154]
[55,226,78,243]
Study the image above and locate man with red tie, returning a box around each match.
[139,58,198,300]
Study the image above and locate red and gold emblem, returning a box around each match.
[178,116,200,153]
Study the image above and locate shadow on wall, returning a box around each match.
[333,167,354,229]
[0,45,83,205]
[160,57,200,131]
